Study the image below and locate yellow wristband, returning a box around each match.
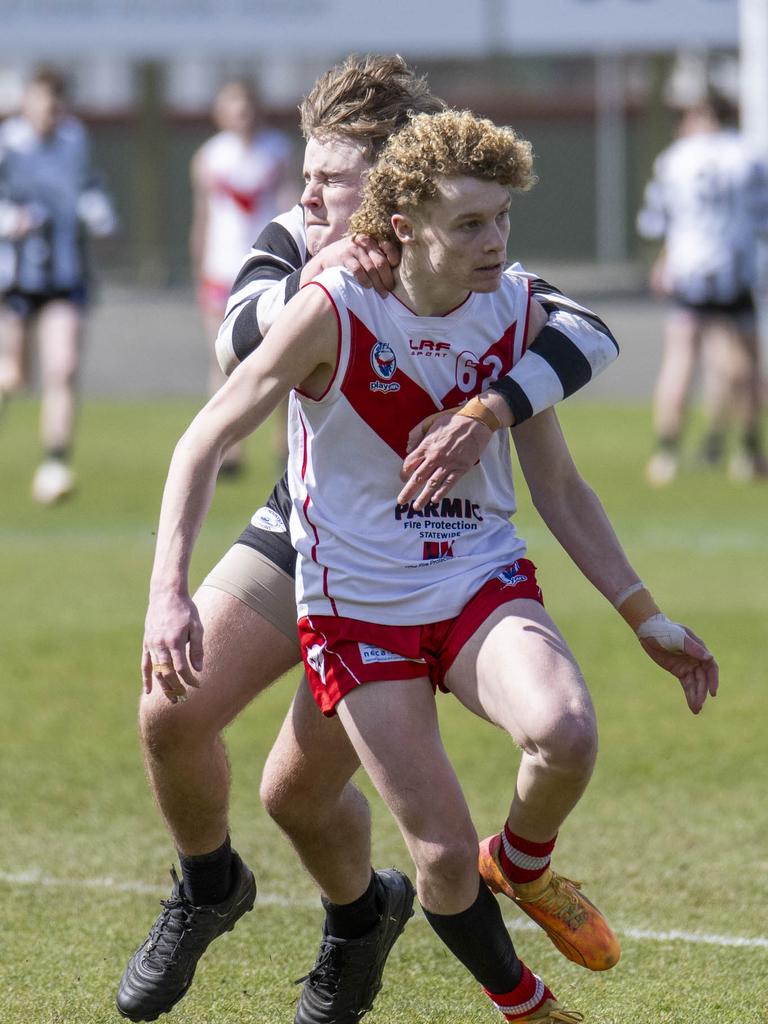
[616,587,661,632]
[456,396,503,432]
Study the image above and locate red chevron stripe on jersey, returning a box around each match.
[339,311,523,458]
[215,180,265,214]
[340,312,440,458]
[440,320,519,408]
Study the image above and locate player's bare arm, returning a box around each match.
[142,286,338,701]
[512,408,719,714]
[397,297,548,510]
[188,149,209,281]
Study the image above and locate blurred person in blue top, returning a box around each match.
[0,66,116,503]
[637,88,768,486]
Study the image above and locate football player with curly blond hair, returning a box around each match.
[136,107,717,1023]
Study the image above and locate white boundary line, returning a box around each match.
[2,870,767,951]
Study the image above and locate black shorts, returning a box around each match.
[2,285,89,320]
[235,472,296,577]
[673,290,755,318]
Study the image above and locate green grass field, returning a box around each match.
[1,397,766,1024]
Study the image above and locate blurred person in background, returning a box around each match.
[190,77,294,476]
[118,55,620,1024]
[637,88,768,486]
[0,66,116,503]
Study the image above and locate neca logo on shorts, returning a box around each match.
[251,507,286,532]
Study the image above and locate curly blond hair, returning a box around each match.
[299,54,445,163]
[348,109,536,243]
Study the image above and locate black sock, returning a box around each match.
[701,430,725,463]
[742,428,763,456]
[46,446,70,463]
[422,878,522,993]
[321,871,379,940]
[656,434,678,454]
[178,836,234,906]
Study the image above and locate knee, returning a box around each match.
[260,755,368,837]
[538,703,598,777]
[259,748,318,830]
[45,362,78,390]
[259,761,294,827]
[139,693,213,764]
[412,831,479,891]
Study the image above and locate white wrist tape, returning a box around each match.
[612,581,646,609]
[636,613,687,653]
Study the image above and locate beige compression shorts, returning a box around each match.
[201,543,301,651]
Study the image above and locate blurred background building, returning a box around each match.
[0,0,764,287]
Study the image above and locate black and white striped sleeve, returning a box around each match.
[215,204,307,375]
[488,272,619,425]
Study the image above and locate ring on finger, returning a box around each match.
[152,661,174,677]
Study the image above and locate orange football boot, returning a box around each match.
[517,1001,585,1022]
[478,834,620,971]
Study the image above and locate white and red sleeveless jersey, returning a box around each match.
[198,128,291,287]
[287,267,532,626]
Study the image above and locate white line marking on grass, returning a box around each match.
[616,926,768,950]
[3,870,767,951]
[496,919,768,950]
[0,870,318,906]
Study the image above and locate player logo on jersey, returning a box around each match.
[371,341,397,380]
[498,561,528,588]
[369,340,400,393]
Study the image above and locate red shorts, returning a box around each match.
[298,559,543,716]
[197,277,231,317]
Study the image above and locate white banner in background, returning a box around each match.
[0,0,490,58]
[504,0,738,54]
[0,0,738,58]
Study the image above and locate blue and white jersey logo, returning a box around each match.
[371,341,397,380]
[498,561,528,588]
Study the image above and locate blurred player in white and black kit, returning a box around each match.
[0,66,116,503]
[190,77,294,474]
[637,89,768,485]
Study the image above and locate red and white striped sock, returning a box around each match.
[484,963,554,1020]
[498,825,557,885]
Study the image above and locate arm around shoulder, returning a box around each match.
[489,286,618,426]
[221,281,339,410]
